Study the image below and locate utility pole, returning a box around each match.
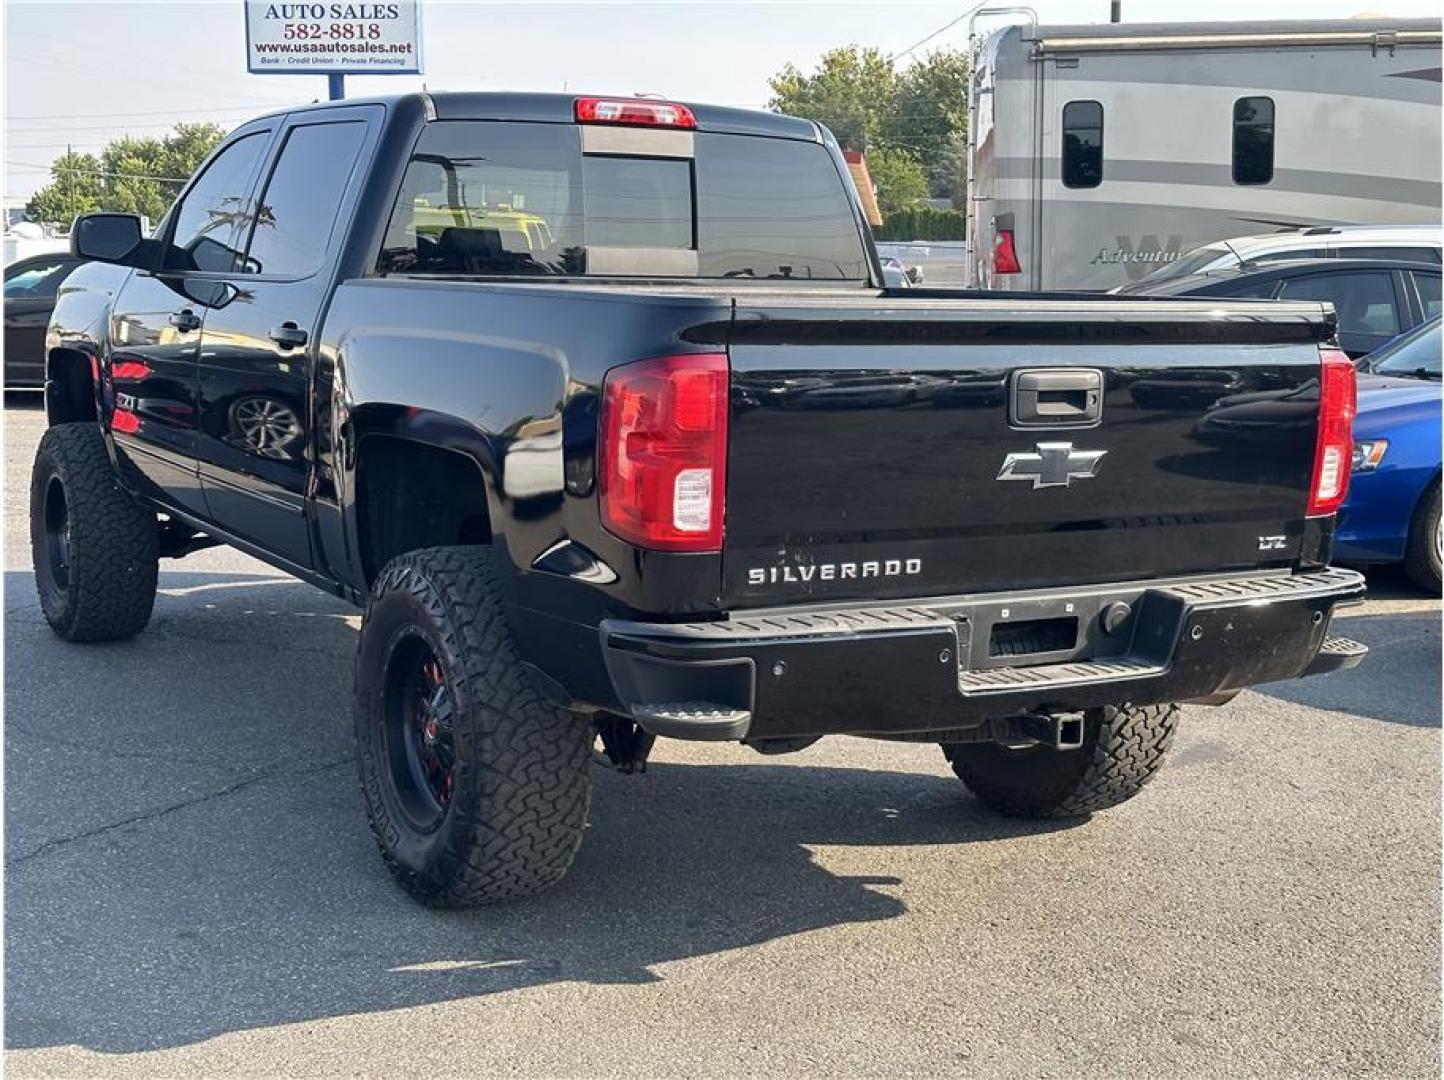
[328,74,345,101]
[1110,1,1121,22]
[67,142,74,229]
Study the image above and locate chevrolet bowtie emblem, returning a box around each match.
[997,442,1107,489]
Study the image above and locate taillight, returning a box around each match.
[1306,346,1357,517]
[994,229,1021,275]
[574,97,697,129]
[599,353,728,552]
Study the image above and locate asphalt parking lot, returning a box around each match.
[3,399,1439,1077]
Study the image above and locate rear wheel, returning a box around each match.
[1403,482,1441,595]
[943,703,1179,819]
[29,422,158,642]
[353,546,594,906]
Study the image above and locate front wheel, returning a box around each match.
[353,546,594,907]
[29,422,158,642]
[943,703,1180,819]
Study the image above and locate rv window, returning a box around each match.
[1062,101,1103,189]
[1232,97,1274,186]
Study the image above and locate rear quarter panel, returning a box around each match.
[319,278,733,620]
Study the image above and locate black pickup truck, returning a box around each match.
[36,92,1367,907]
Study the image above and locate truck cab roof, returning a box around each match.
[254,91,821,142]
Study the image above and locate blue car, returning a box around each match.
[1335,317,1442,592]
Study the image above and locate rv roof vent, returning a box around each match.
[1303,227,1341,236]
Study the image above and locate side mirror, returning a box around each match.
[71,213,145,265]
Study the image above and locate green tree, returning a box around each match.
[768,46,898,154]
[864,145,929,217]
[887,51,971,199]
[24,149,105,227]
[26,122,226,229]
[768,45,970,211]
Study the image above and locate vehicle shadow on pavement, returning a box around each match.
[1256,609,1441,727]
[3,568,1077,1054]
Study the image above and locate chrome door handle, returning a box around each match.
[269,323,308,349]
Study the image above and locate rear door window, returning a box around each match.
[1277,271,1401,348]
[1278,271,1400,334]
[241,120,368,278]
[1411,271,1441,320]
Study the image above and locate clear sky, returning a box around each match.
[4,0,1441,202]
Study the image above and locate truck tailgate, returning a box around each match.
[723,296,1333,605]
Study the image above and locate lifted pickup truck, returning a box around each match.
[37,92,1366,907]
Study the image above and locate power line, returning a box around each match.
[8,161,189,182]
[6,105,275,124]
[4,119,242,134]
[887,3,985,62]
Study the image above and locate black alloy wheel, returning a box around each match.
[39,475,72,604]
[383,632,458,831]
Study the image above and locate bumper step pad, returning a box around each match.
[958,657,1161,695]
[1304,635,1368,676]
[630,702,752,741]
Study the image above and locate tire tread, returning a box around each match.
[354,547,592,907]
[1402,481,1441,595]
[945,702,1179,819]
[29,422,157,642]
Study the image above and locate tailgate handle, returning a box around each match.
[1011,369,1102,426]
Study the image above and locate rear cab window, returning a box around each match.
[378,121,869,281]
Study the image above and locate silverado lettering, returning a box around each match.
[746,558,924,586]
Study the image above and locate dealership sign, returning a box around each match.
[245,2,423,74]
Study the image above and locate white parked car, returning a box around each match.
[1117,225,1442,293]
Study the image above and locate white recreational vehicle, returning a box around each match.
[965,16,1442,291]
